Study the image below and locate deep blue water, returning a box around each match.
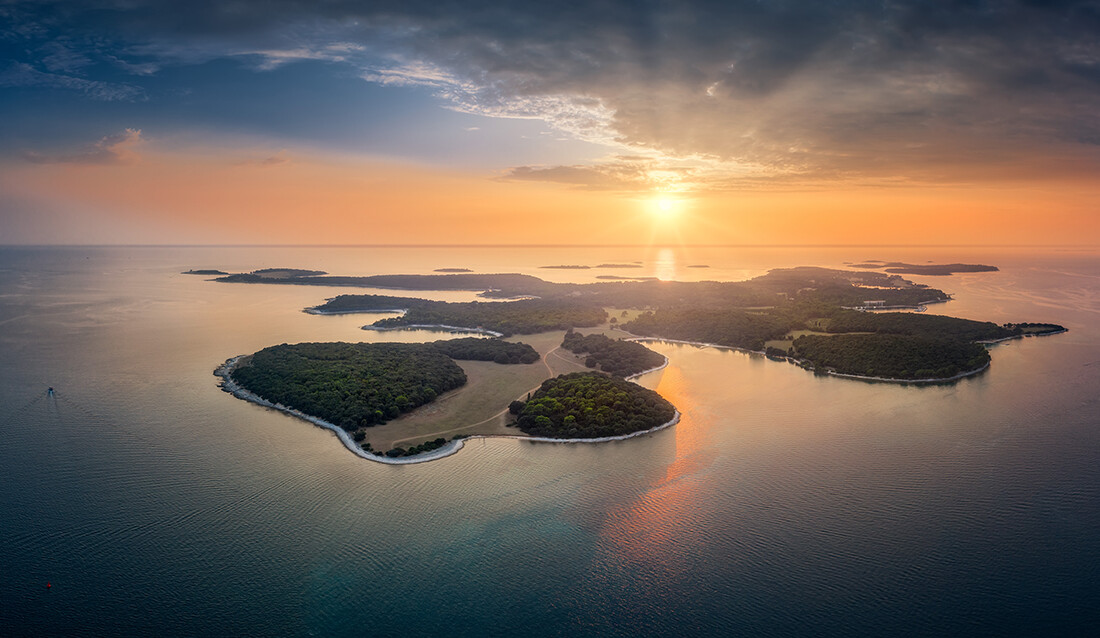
[2,245,1099,637]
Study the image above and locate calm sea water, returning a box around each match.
[2,245,1098,637]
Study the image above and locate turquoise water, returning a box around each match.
[2,246,1099,636]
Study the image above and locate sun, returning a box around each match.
[649,196,680,220]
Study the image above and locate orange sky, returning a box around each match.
[4,151,1097,246]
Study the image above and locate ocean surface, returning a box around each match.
[2,245,1098,637]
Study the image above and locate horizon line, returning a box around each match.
[2,243,1098,249]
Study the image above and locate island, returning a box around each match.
[433,268,473,273]
[848,262,999,276]
[211,263,1065,462]
[218,330,673,462]
[510,372,676,438]
[182,269,228,275]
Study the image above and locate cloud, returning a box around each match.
[39,41,93,74]
[7,0,1100,187]
[235,150,293,167]
[503,156,706,192]
[22,129,145,165]
[0,62,145,101]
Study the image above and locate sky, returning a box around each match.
[1,0,1098,246]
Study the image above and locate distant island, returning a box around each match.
[687,264,710,268]
[540,264,590,269]
[182,269,228,275]
[594,263,643,268]
[433,268,473,273]
[595,275,657,281]
[849,262,999,276]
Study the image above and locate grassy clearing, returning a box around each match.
[361,330,590,451]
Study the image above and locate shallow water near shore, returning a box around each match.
[2,245,1099,636]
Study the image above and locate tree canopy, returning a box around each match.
[561,331,665,377]
[514,372,675,438]
[230,342,467,430]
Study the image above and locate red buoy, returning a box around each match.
[46,582,51,589]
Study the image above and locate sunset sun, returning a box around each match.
[649,196,681,221]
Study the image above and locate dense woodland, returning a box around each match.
[623,308,792,351]
[371,299,607,336]
[513,372,676,438]
[230,342,467,430]
[310,295,606,336]
[821,311,1018,341]
[791,334,991,380]
[561,331,666,377]
[309,294,429,313]
[429,338,540,364]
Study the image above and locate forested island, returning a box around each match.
[510,372,676,439]
[849,262,999,276]
[183,269,228,275]
[220,265,1064,383]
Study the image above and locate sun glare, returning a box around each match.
[649,196,680,220]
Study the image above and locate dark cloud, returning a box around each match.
[5,0,1100,186]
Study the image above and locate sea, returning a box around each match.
[2,245,1098,637]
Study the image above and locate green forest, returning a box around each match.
[791,334,991,380]
[429,337,540,364]
[561,331,665,377]
[623,308,792,351]
[821,311,1017,341]
[512,372,676,438]
[371,299,607,336]
[230,342,467,430]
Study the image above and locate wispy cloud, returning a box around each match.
[0,62,144,101]
[22,129,145,165]
[235,150,293,167]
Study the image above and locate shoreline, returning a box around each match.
[361,324,505,337]
[842,297,951,312]
[978,328,1068,344]
[304,307,405,316]
[215,354,677,466]
[622,334,997,385]
[821,360,991,384]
